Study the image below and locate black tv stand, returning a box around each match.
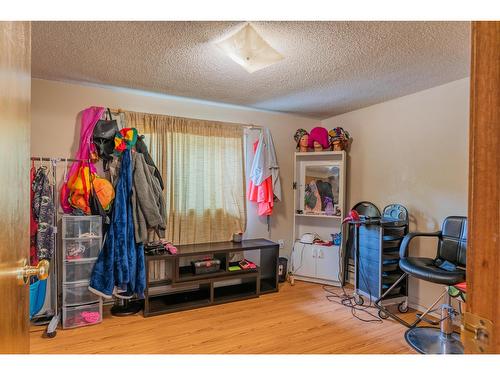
[144,238,279,317]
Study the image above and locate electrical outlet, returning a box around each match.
[277,239,285,249]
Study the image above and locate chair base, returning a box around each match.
[405,327,464,354]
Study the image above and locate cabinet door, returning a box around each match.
[315,246,341,282]
[291,243,316,278]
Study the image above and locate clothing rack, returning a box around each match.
[30,157,61,337]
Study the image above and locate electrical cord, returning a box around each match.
[322,222,383,323]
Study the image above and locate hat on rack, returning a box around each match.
[114,128,138,154]
[308,127,330,149]
[294,128,309,149]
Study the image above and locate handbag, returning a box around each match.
[88,163,110,226]
[92,108,118,162]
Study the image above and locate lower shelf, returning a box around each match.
[147,284,211,315]
[213,278,258,303]
[260,277,277,293]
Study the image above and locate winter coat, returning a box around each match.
[131,152,167,243]
[135,136,164,190]
[89,150,145,298]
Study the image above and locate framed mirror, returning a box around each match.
[299,162,341,216]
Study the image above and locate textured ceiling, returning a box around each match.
[32,21,470,119]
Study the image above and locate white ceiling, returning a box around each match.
[32,21,470,119]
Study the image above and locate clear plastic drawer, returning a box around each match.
[63,259,96,283]
[62,215,102,239]
[62,302,102,329]
[63,238,101,260]
[62,282,101,306]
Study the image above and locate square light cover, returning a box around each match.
[216,23,284,73]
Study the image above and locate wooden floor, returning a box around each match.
[30,282,417,354]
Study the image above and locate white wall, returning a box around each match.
[322,78,470,308]
[31,78,318,256]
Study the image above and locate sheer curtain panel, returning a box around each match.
[126,112,246,245]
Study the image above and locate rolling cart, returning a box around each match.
[352,204,409,318]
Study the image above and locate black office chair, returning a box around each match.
[375,216,467,354]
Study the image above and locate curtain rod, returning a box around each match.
[31,156,81,162]
[108,107,263,130]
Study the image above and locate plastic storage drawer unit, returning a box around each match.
[62,302,102,329]
[63,259,96,283]
[63,282,101,306]
[63,215,102,239]
[64,238,101,260]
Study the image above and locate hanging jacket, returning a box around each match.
[131,152,167,243]
[89,150,146,298]
[61,106,105,213]
[248,128,282,202]
[32,167,54,260]
[135,136,164,190]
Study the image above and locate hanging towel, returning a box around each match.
[248,128,281,202]
[247,140,274,216]
[61,106,105,213]
[89,150,146,299]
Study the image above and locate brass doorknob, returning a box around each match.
[18,259,50,285]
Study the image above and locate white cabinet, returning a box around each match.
[315,245,341,281]
[291,151,346,286]
[291,243,317,278]
[291,242,341,285]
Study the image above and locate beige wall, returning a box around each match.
[322,78,470,308]
[32,78,470,308]
[31,78,317,255]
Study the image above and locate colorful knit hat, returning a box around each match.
[308,127,330,149]
[294,128,309,149]
[114,127,138,154]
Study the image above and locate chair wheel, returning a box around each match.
[398,301,409,313]
[378,310,389,319]
[354,295,364,306]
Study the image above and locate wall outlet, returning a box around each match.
[277,239,285,249]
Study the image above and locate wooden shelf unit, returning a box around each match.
[144,238,279,317]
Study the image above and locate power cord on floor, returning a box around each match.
[323,222,383,324]
[323,284,383,323]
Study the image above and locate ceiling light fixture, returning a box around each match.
[215,23,284,73]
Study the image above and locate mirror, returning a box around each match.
[303,164,340,216]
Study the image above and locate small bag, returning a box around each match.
[191,258,221,275]
[93,108,118,162]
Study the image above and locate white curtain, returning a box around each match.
[126,112,246,245]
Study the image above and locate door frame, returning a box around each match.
[466,21,499,354]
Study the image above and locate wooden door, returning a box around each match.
[466,21,499,354]
[0,21,31,354]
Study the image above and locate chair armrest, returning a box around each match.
[399,231,442,259]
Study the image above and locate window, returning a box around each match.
[127,112,246,244]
